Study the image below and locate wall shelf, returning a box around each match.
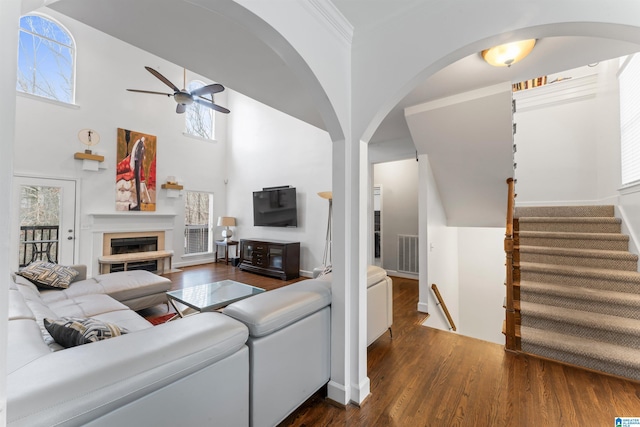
[74,152,104,162]
[74,152,104,171]
[161,183,183,198]
[161,183,184,190]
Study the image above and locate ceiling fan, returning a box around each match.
[127,66,230,114]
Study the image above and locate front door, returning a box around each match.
[12,176,77,268]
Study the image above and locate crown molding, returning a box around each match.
[514,74,598,112]
[303,0,353,46]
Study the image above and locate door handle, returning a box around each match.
[67,236,73,240]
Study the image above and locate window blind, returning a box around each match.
[620,54,640,186]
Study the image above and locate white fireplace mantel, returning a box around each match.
[87,212,176,233]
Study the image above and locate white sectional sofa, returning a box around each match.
[7,268,334,427]
[319,265,393,346]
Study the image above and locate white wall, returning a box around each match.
[420,155,459,330]
[226,91,332,276]
[514,61,621,206]
[12,9,231,275]
[419,156,505,344]
[373,159,418,273]
[458,227,506,344]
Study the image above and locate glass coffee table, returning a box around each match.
[166,280,265,319]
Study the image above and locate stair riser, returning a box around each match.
[515,205,614,218]
[520,252,638,271]
[519,237,628,251]
[521,270,640,293]
[520,290,640,320]
[518,222,621,234]
[521,342,640,382]
[521,315,640,348]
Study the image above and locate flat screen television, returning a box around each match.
[253,187,298,227]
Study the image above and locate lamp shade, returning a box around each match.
[317,191,332,200]
[217,216,236,227]
[482,39,536,67]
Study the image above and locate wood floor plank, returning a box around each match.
[144,263,640,425]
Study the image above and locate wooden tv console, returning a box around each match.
[238,238,300,280]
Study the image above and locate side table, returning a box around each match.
[215,240,239,264]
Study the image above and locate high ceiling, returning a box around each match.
[49,0,640,160]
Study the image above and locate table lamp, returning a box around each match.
[217,216,236,242]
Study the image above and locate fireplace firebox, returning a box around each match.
[109,236,158,273]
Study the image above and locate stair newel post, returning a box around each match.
[505,178,517,351]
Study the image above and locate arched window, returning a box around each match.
[185,80,214,139]
[17,14,75,103]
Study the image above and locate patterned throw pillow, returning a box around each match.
[16,261,79,290]
[44,317,129,348]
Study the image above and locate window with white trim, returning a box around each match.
[620,54,640,186]
[184,191,214,254]
[17,14,75,103]
[185,80,214,139]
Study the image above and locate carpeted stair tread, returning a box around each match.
[521,301,640,336]
[520,326,640,380]
[518,217,621,234]
[515,205,614,218]
[518,217,620,224]
[519,246,638,271]
[520,261,640,283]
[518,230,629,241]
[519,246,637,261]
[520,282,640,319]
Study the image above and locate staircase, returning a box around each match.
[514,205,640,381]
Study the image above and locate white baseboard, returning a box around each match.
[417,301,428,313]
[384,269,419,280]
[327,380,348,405]
[350,377,371,406]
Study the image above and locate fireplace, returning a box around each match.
[102,231,165,273]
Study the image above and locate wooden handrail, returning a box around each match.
[431,284,457,331]
[504,177,516,351]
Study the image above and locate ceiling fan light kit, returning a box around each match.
[127,66,230,114]
[482,39,536,67]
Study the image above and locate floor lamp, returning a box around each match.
[316,191,332,277]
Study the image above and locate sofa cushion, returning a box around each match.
[40,270,171,305]
[366,265,388,288]
[44,317,129,348]
[16,261,79,290]
[48,294,131,319]
[223,279,331,337]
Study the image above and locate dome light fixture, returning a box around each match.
[482,39,536,67]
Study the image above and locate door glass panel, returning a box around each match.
[18,185,61,267]
[269,247,283,269]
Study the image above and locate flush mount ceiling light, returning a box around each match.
[482,39,536,67]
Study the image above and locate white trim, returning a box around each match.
[303,0,353,46]
[619,181,640,195]
[16,90,80,109]
[616,205,640,269]
[405,82,512,117]
[181,132,217,143]
[384,269,418,280]
[514,74,598,113]
[350,377,370,406]
[417,301,429,314]
[327,380,348,405]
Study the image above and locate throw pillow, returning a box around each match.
[44,317,129,348]
[16,261,79,290]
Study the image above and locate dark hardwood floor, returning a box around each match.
[145,263,640,426]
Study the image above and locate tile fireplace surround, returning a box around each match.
[86,213,176,276]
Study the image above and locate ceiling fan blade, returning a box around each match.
[127,89,172,96]
[176,103,187,114]
[190,83,225,97]
[194,97,230,114]
[144,66,180,92]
